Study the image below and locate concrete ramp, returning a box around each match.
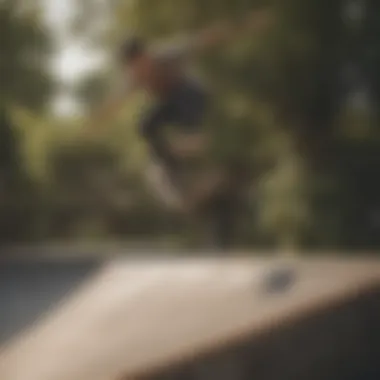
[0,258,379,380]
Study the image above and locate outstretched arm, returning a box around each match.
[86,80,136,134]
[191,8,273,53]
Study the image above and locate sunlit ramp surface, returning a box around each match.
[0,259,100,344]
[0,258,380,380]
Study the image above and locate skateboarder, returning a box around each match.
[90,9,271,214]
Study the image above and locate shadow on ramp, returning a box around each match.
[0,259,100,344]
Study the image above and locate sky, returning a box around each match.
[44,0,105,116]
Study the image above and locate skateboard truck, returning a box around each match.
[261,266,296,294]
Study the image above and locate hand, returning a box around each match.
[82,98,122,138]
[81,118,105,144]
[82,106,110,138]
[197,20,231,49]
[81,118,97,139]
[246,8,274,31]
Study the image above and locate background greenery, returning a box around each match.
[1,0,379,252]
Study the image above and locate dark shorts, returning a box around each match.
[140,79,209,167]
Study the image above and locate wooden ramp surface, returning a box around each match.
[0,258,380,380]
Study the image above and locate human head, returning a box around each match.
[118,36,154,82]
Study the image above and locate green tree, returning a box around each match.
[0,0,55,245]
[70,0,380,250]
[0,0,54,111]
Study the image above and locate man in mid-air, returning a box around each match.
[92,9,271,226]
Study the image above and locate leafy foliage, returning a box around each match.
[1,0,380,250]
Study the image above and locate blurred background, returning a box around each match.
[1,0,380,254]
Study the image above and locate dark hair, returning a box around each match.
[119,36,146,63]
